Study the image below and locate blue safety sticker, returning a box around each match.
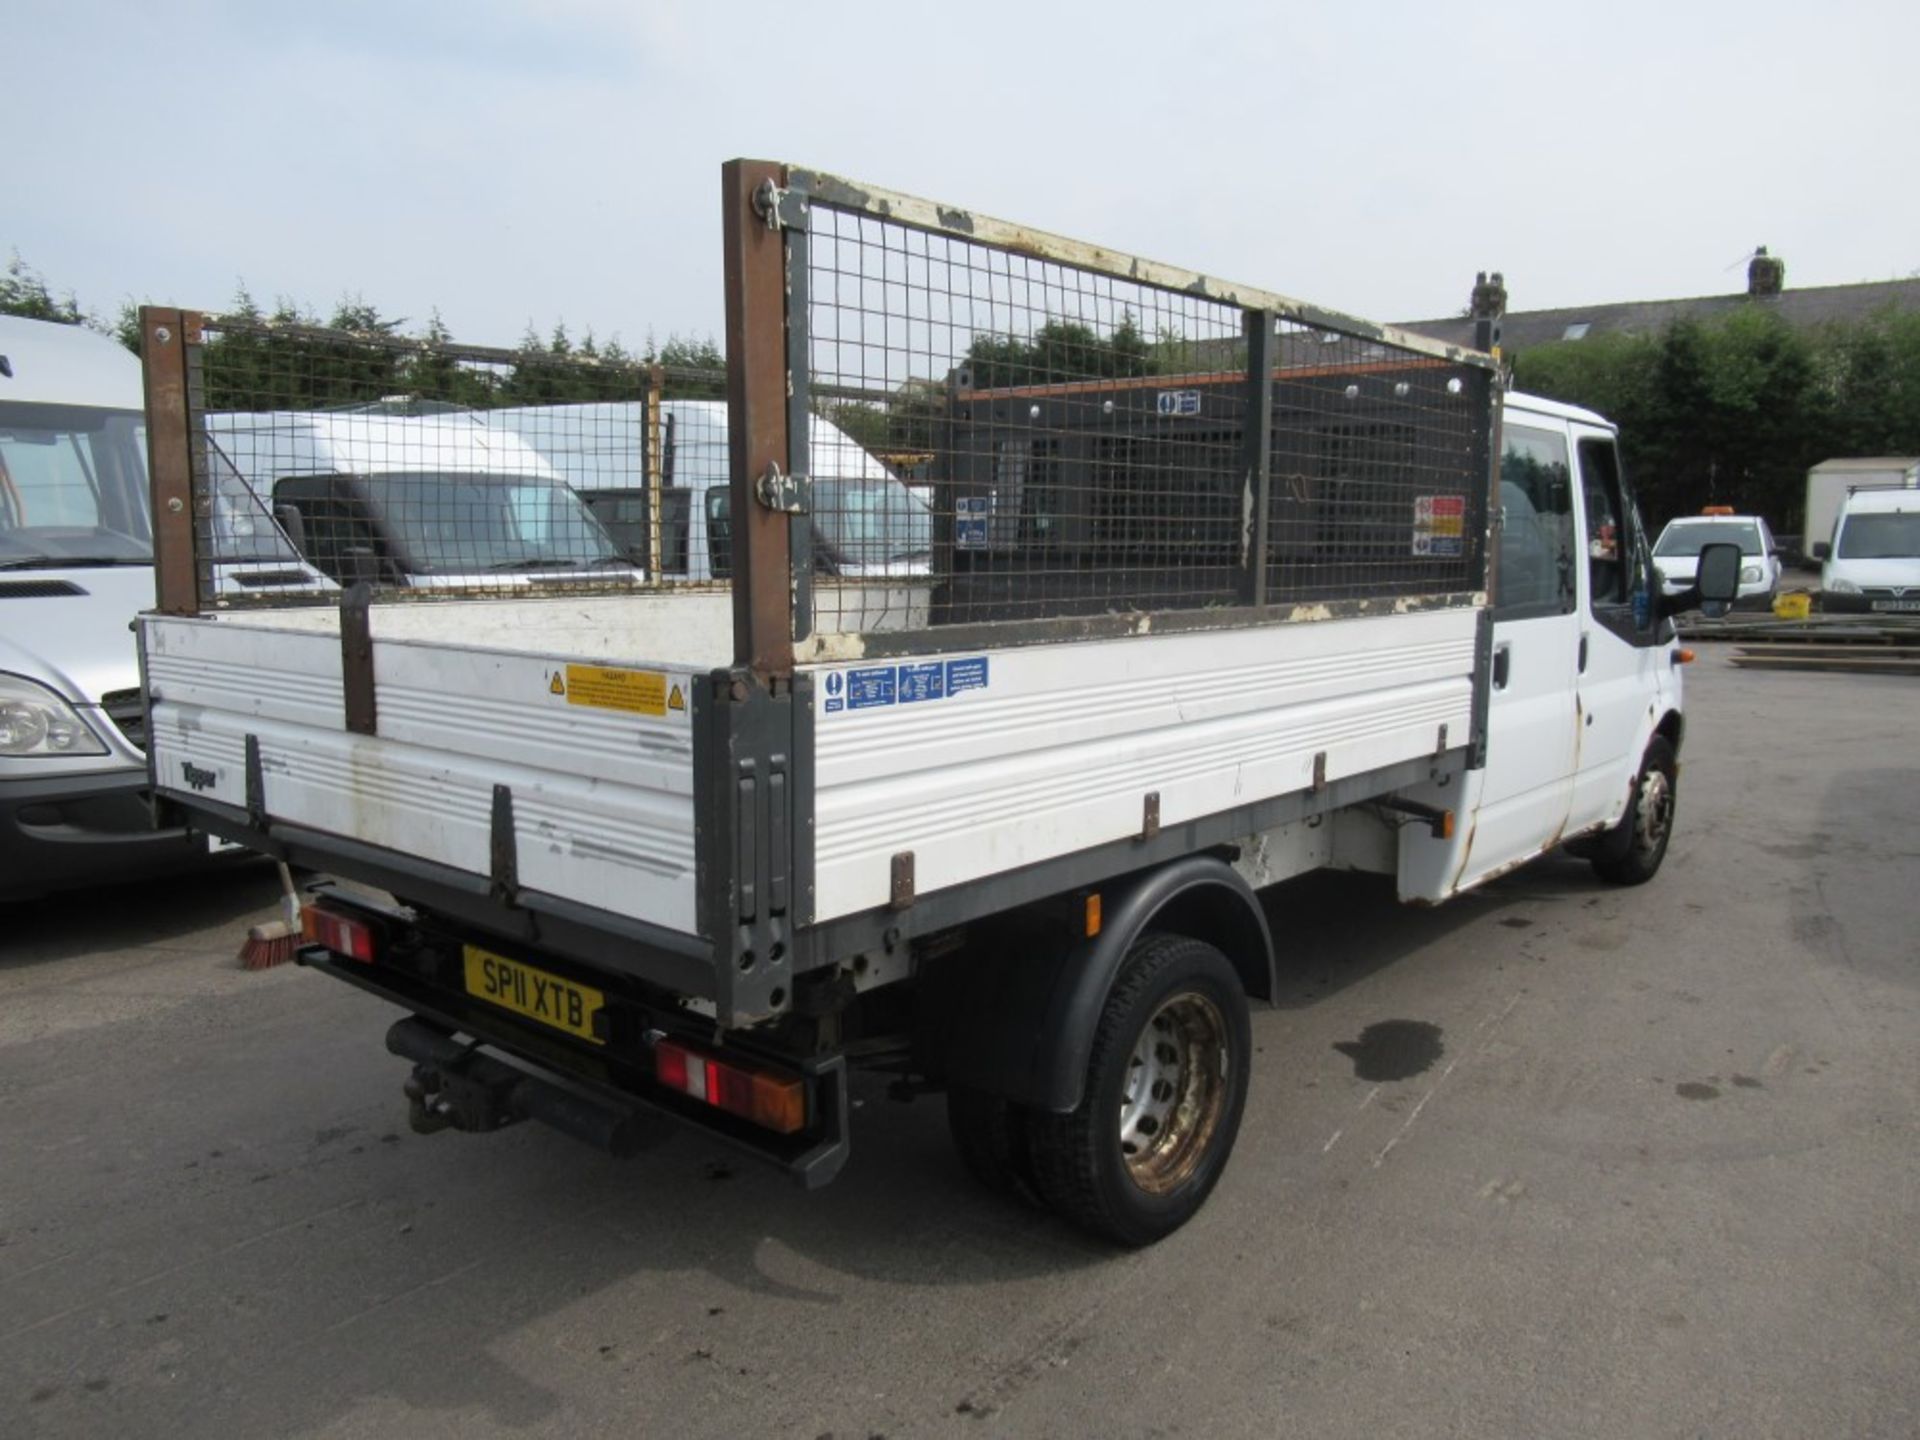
[945,656,990,693]
[845,666,897,710]
[824,657,988,716]
[898,661,946,703]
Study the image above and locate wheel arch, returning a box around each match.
[940,853,1274,1115]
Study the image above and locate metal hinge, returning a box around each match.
[753,179,808,232]
[756,461,810,515]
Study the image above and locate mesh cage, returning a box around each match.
[795,183,1494,643]
[179,314,730,608]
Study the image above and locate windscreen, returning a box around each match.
[1836,511,1920,559]
[1655,520,1762,557]
[358,471,625,573]
[0,403,151,564]
[812,476,932,570]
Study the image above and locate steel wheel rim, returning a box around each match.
[1634,768,1673,857]
[1118,990,1229,1194]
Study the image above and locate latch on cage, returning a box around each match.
[756,462,810,515]
[752,179,808,232]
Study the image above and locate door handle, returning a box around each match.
[1492,643,1511,690]
[1577,633,1590,673]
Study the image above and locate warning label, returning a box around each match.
[824,657,990,715]
[563,664,668,716]
[1412,494,1466,557]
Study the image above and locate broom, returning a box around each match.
[239,862,303,970]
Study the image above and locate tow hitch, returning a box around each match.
[388,1018,668,1157]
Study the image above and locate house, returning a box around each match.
[1399,251,1920,355]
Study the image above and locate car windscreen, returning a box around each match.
[358,471,625,573]
[0,402,151,564]
[812,477,932,567]
[1835,511,1920,559]
[1655,520,1761,557]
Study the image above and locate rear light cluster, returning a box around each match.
[302,905,377,963]
[653,1038,807,1134]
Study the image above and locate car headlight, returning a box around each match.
[1826,578,1860,594]
[1740,565,1762,583]
[0,674,111,757]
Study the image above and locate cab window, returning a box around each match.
[1577,438,1656,641]
[1494,423,1575,619]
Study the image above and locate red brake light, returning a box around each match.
[653,1038,807,1134]
[301,905,377,963]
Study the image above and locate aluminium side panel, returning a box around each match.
[808,607,1478,921]
[142,616,703,933]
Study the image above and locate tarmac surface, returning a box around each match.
[3,648,1916,1438]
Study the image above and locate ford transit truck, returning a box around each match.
[131,162,1739,1244]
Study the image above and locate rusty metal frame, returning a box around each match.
[139,306,202,615]
[722,159,797,681]
[1240,309,1276,607]
[786,167,1501,374]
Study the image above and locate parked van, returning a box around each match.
[488,399,931,582]
[0,316,322,900]
[1815,485,1920,613]
[205,410,642,589]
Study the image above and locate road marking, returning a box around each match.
[1320,1084,1382,1153]
[1370,993,1520,1170]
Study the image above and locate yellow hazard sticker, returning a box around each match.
[563,664,668,716]
[668,683,685,712]
[549,673,565,695]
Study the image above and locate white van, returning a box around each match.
[205,410,642,589]
[1815,485,1920,613]
[0,316,323,900]
[488,399,932,583]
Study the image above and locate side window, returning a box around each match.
[1495,424,1575,619]
[1577,438,1656,638]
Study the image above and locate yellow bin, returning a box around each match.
[1773,591,1812,620]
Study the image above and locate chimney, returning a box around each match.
[1747,246,1785,297]
[1470,270,1507,353]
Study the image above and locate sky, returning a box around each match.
[11,0,1919,352]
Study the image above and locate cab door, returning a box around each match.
[1567,430,1664,832]
[1402,415,1581,898]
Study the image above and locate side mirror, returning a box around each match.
[1811,540,1831,561]
[1695,541,1742,618]
[273,502,308,555]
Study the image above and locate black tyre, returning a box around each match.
[946,1084,1044,1207]
[1591,736,1678,886]
[1027,934,1251,1247]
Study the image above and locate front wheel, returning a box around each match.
[1027,934,1251,1247]
[1591,735,1678,886]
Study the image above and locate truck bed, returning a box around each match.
[144,592,733,934]
[146,591,1480,940]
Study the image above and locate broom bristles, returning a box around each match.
[239,919,299,971]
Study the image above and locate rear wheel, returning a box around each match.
[1591,736,1677,885]
[946,1084,1043,1207]
[1027,934,1251,1247]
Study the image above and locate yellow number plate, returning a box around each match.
[462,946,605,1045]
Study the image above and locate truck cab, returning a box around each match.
[1399,392,1687,897]
[0,316,322,900]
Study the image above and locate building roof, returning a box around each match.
[1399,277,1920,354]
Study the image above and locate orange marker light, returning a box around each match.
[1675,648,1697,665]
[1085,892,1102,937]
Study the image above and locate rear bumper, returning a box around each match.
[299,929,851,1188]
[0,767,236,902]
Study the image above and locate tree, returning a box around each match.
[0,254,87,326]
[963,311,1157,388]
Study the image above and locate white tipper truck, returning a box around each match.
[131,163,1740,1245]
